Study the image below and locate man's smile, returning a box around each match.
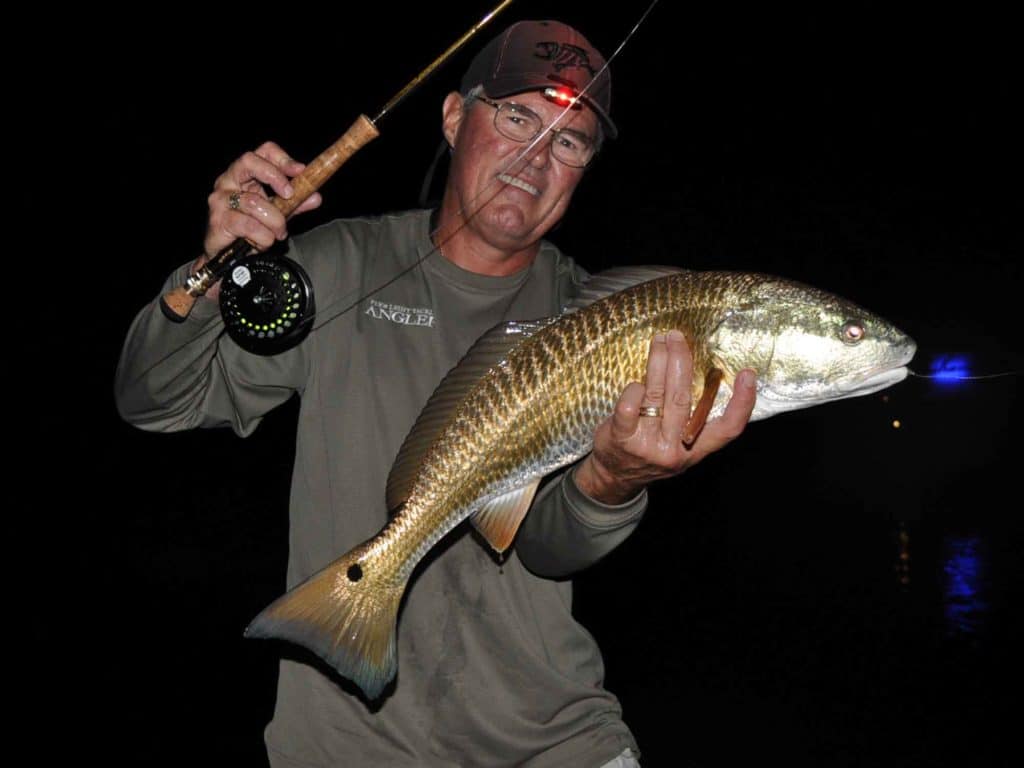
[497,173,540,197]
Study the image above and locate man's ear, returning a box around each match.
[442,92,465,149]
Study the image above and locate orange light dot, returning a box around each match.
[892,420,901,429]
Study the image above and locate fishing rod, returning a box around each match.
[292,0,664,346]
[159,0,516,353]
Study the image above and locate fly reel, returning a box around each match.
[219,253,315,355]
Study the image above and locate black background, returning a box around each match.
[81,2,1019,765]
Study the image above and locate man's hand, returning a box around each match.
[194,141,323,301]
[574,330,757,504]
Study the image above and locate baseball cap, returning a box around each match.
[460,20,617,139]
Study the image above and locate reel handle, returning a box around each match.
[159,114,380,322]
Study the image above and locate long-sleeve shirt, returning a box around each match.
[115,209,646,767]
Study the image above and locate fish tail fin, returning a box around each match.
[245,541,406,700]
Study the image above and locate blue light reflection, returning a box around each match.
[929,355,971,386]
[942,535,987,636]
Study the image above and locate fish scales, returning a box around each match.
[246,269,916,699]
[369,272,748,586]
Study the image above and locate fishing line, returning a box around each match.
[125,2,661,385]
[303,0,662,336]
[907,370,1021,381]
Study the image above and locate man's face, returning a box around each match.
[442,89,600,253]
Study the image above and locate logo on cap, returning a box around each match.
[533,42,597,78]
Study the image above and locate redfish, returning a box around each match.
[246,267,916,698]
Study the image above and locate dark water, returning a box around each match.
[576,512,1020,767]
[570,372,1022,766]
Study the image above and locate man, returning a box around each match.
[116,20,755,767]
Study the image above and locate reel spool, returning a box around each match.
[219,253,315,355]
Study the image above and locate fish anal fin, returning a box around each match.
[470,479,542,552]
[683,367,724,446]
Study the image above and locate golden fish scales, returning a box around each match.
[246,268,916,699]
[370,271,751,585]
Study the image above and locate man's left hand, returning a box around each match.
[574,330,757,505]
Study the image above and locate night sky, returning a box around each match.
[85,3,1019,765]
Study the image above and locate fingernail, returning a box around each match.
[738,370,755,388]
[653,333,666,343]
[667,330,684,342]
[283,184,294,199]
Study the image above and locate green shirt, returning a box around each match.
[116,209,646,767]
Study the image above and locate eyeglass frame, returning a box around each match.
[472,93,600,168]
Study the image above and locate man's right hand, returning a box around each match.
[195,141,323,300]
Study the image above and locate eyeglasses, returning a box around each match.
[475,94,597,168]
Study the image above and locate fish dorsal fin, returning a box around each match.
[385,319,558,512]
[562,266,688,313]
[470,478,542,552]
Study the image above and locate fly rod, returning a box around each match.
[160,0,516,323]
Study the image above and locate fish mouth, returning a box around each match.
[497,174,540,197]
[836,365,909,397]
[758,365,910,406]
[758,341,916,407]
[837,339,916,396]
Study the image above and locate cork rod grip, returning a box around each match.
[159,115,380,322]
[275,115,380,217]
[160,285,199,321]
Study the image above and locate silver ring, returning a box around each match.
[639,406,663,418]
[228,191,242,211]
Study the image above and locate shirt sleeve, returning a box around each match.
[515,464,647,579]
[114,257,309,437]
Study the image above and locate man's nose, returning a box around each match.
[526,136,552,169]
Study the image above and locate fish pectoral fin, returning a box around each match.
[471,478,542,553]
[682,367,724,446]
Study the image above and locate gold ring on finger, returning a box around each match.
[639,406,663,418]
[228,191,242,211]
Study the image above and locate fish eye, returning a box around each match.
[842,320,866,345]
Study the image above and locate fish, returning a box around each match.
[245,266,916,698]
